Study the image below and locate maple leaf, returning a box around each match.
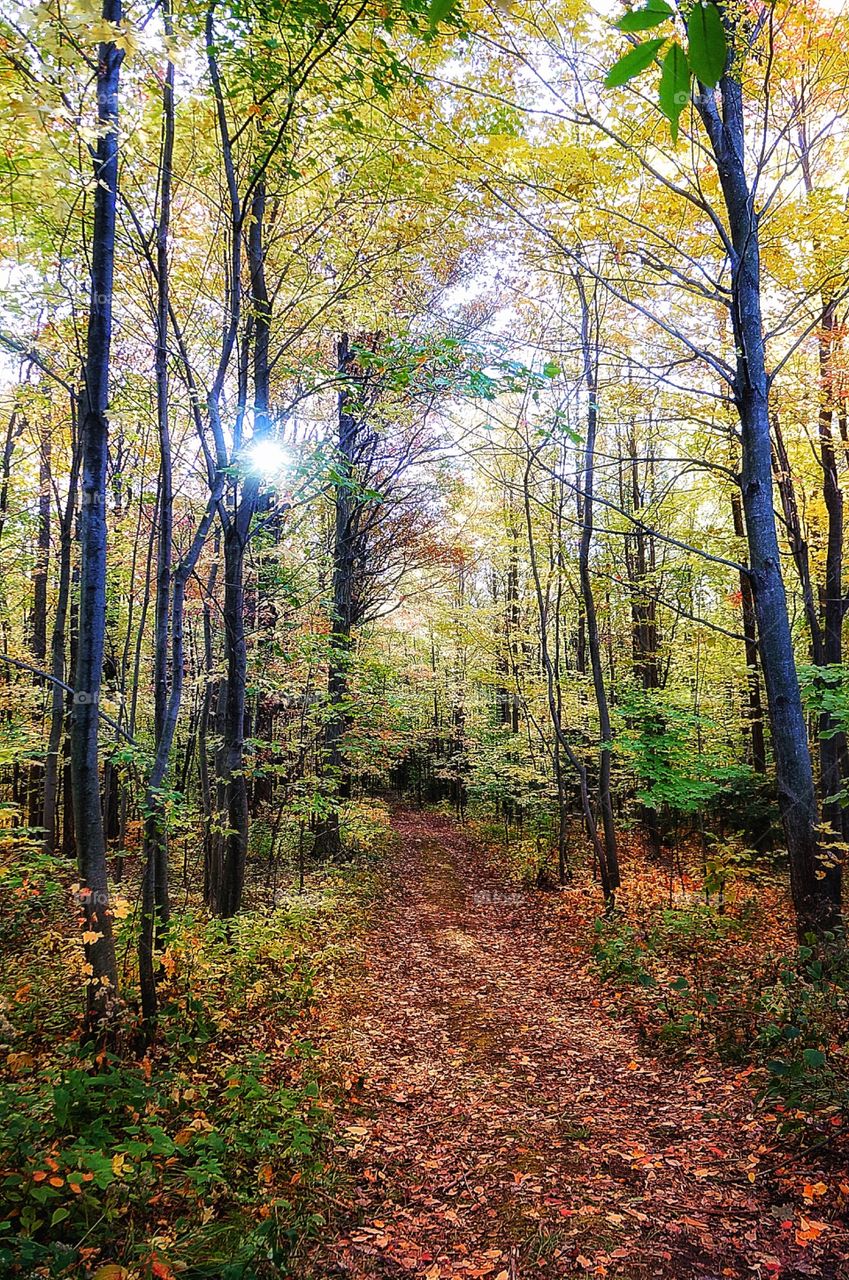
[796,1216,829,1245]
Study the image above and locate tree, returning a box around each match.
[71,0,123,1027]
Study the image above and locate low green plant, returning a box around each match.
[592,917,656,987]
[754,936,849,1131]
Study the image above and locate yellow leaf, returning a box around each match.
[6,1051,34,1075]
[113,21,140,59]
[87,19,120,43]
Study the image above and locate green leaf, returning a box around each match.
[543,361,561,378]
[658,42,690,141]
[605,37,666,88]
[803,1047,826,1069]
[428,0,458,28]
[614,0,673,33]
[687,3,726,87]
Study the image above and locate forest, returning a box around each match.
[0,0,848,1276]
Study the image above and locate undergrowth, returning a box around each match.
[0,803,388,1279]
[590,903,849,1135]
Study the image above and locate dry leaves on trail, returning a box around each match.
[307,810,849,1280]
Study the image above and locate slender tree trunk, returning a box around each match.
[139,18,176,1023]
[815,302,849,849]
[796,114,849,841]
[773,318,849,862]
[43,413,79,853]
[208,183,269,917]
[576,278,620,890]
[621,426,662,854]
[730,491,767,774]
[314,334,358,859]
[200,552,218,902]
[0,410,22,546]
[31,420,51,663]
[496,530,521,731]
[71,2,123,1026]
[698,70,839,931]
[62,564,79,860]
[507,535,521,733]
[139,486,221,1021]
[771,416,821,663]
[28,417,52,826]
[523,451,613,902]
[210,523,250,916]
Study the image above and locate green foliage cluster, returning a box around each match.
[757,939,849,1131]
[466,731,561,883]
[0,1043,326,1278]
[617,686,777,843]
[0,834,65,948]
[606,1,728,139]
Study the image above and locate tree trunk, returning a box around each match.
[730,491,767,774]
[815,300,848,851]
[29,416,51,827]
[62,563,79,860]
[697,69,839,932]
[209,523,250,916]
[796,110,849,843]
[523,451,614,901]
[200,552,219,902]
[314,334,358,859]
[139,17,175,1024]
[30,419,51,667]
[208,183,269,916]
[576,277,620,891]
[71,2,123,1027]
[43,410,79,853]
[622,425,662,854]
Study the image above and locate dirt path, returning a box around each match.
[311,810,847,1280]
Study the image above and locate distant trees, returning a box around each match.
[315,333,450,855]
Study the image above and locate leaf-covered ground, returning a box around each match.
[309,810,848,1279]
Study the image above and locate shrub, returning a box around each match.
[0,841,372,1278]
[754,936,849,1131]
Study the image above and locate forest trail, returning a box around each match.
[314,811,847,1280]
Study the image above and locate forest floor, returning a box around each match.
[307,809,849,1280]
